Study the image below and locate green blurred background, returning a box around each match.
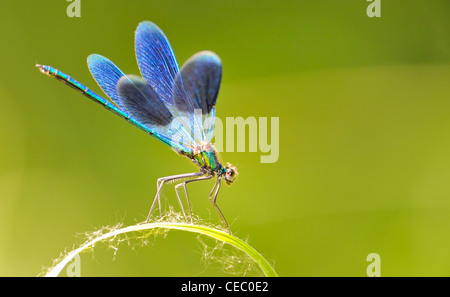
[1,0,450,276]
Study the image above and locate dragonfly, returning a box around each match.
[36,21,237,233]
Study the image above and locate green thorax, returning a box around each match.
[190,142,224,173]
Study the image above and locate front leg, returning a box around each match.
[208,177,231,234]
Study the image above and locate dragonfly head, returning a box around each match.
[223,163,238,185]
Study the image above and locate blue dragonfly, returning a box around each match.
[37,21,237,233]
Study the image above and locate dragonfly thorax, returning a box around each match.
[191,142,222,172]
[190,142,237,184]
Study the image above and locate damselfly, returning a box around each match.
[37,21,237,233]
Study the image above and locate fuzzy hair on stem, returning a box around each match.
[42,215,278,277]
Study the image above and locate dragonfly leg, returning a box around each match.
[208,177,231,234]
[175,174,214,224]
[146,171,204,222]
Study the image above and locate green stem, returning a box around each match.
[44,222,278,277]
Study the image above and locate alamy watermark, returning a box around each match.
[212,115,279,163]
[66,254,81,277]
[366,0,381,18]
[66,0,81,18]
[366,253,381,277]
[168,110,280,163]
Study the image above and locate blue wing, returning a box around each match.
[135,21,206,144]
[87,53,195,151]
[87,22,223,149]
[174,51,221,114]
[135,21,180,108]
[87,54,127,110]
[174,51,222,142]
[117,75,173,127]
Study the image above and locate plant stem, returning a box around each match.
[44,222,278,277]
